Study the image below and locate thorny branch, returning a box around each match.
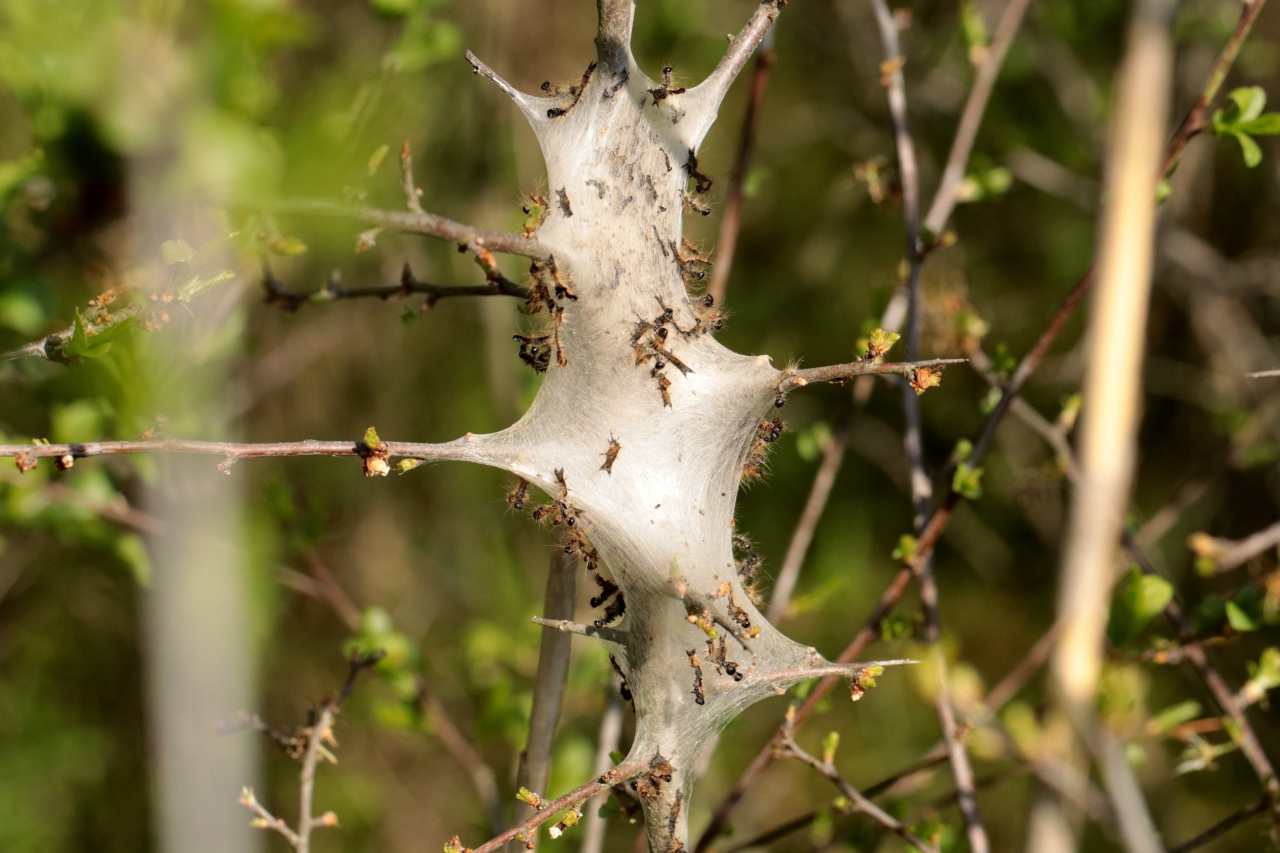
[267,198,548,260]
[262,262,528,313]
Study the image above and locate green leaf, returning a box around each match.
[1146,700,1201,736]
[269,235,308,256]
[952,462,984,501]
[1106,567,1173,647]
[1234,131,1263,168]
[892,534,917,562]
[364,426,382,448]
[1226,585,1265,632]
[366,143,390,175]
[177,269,236,302]
[1240,113,1280,135]
[960,2,988,53]
[65,311,137,359]
[1231,86,1267,124]
[160,239,196,266]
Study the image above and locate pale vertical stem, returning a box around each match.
[296,704,335,853]
[580,692,625,853]
[1041,0,1176,849]
[766,417,849,623]
[707,29,776,307]
[596,0,635,70]
[513,547,579,848]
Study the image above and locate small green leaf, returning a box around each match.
[65,310,136,358]
[1235,131,1263,168]
[1146,700,1201,736]
[366,143,390,175]
[892,534,918,562]
[1231,86,1267,124]
[821,731,840,765]
[1240,113,1280,135]
[364,426,382,448]
[1225,586,1265,632]
[161,239,197,265]
[1106,567,1174,647]
[269,235,309,256]
[1155,179,1173,203]
[952,462,984,501]
[960,2,988,54]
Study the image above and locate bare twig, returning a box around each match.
[1246,368,1280,378]
[689,1,783,116]
[267,198,547,260]
[469,763,647,853]
[239,788,301,846]
[1167,797,1273,853]
[779,713,940,853]
[766,417,850,622]
[706,28,776,306]
[0,435,488,472]
[531,616,627,645]
[296,704,335,853]
[923,0,1035,234]
[1188,520,1280,574]
[784,358,966,389]
[400,140,424,214]
[262,262,528,313]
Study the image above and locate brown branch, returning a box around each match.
[923,0,1035,235]
[779,716,940,853]
[263,262,528,313]
[706,29,776,306]
[268,198,547,260]
[1167,797,1273,853]
[531,616,627,645]
[515,548,580,848]
[1160,0,1270,178]
[0,436,487,472]
[469,763,647,853]
[239,788,301,847]
[766,417,850,622]
[400,140,425,214]
[1188,520,1280,574]
[691,1,784,115]
[783,358,966,389]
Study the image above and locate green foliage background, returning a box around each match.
[2,0,1280,851]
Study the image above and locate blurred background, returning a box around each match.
[2,0,1279,851]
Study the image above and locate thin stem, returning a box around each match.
[531,616,627,645]
[470,763,647,853]
[268,198,547,260]
[766,417,850,622]
[1167,797,1273,853]
[400,140,424,214]
[296,704,334,853]
[1159,0,1270,178]
[784,358,966,389]
[239,789,301,847]
[707,29,776,306]
[923,0,1035,235]
[0,436,488,469]
[263,262,528,313]
[515,548,579,849]
[690,1,784,117]
[779,722,940,853]
[1191,520,1280,574]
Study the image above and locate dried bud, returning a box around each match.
[14,452,36,473]
[444,836,467,853]
[909,366,941,395]
[238,787,256,806]
[355,227,382,253]
[318,811,340,827]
